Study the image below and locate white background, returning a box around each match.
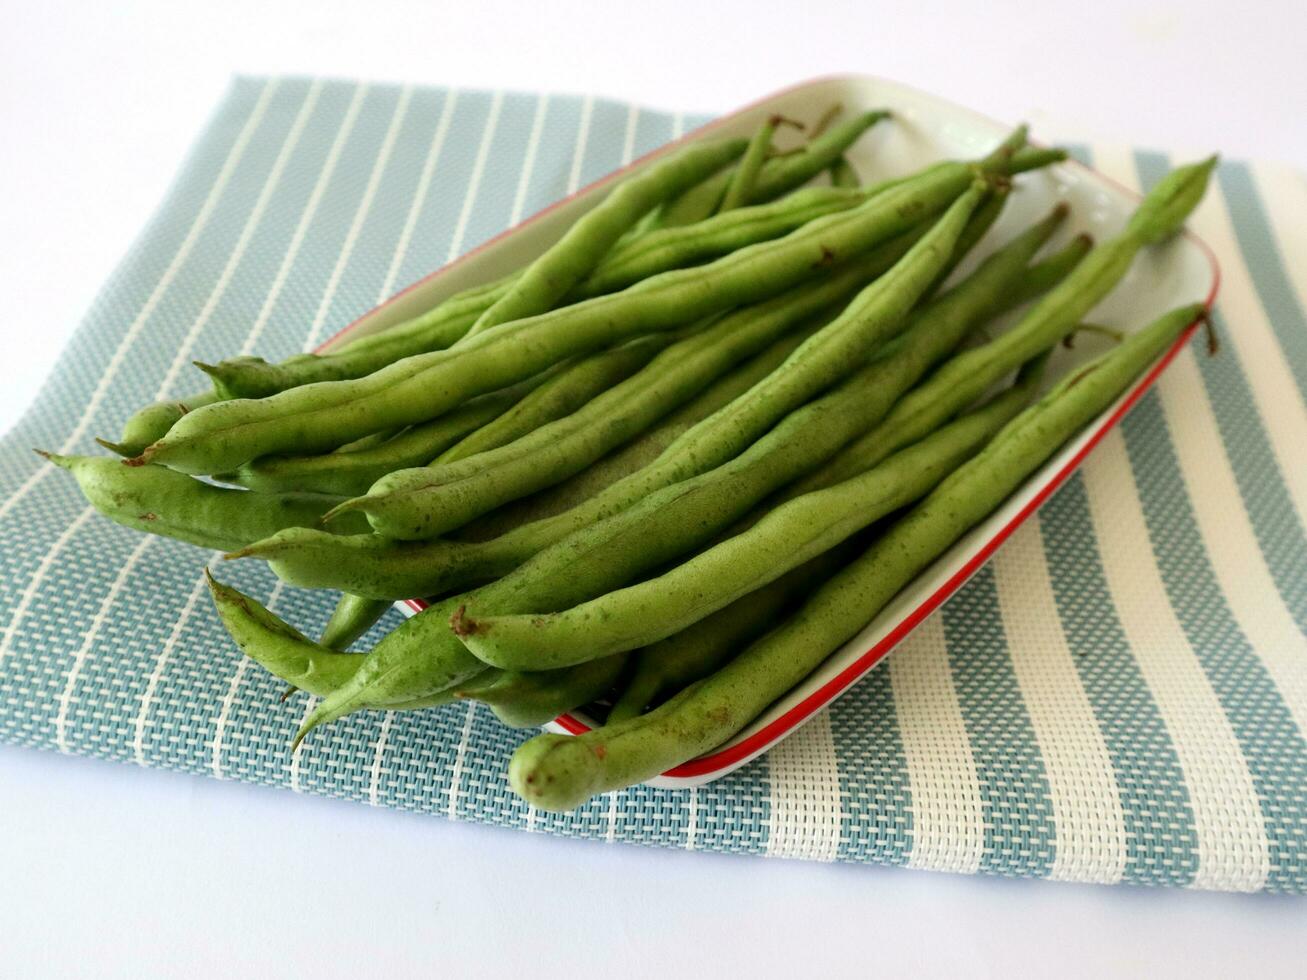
[3,1,1306,975]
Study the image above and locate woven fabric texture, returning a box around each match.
[2,77,1306,892]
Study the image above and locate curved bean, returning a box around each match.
[507,302,1206,810]
[319,593,393,650]
[828,157,860,189]
[719,115,802,213]
[457,654,630,729]
[208,572,454,708]
[42,453,372,551]
[100,389,220,458]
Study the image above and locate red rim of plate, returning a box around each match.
[319,75,1222,781]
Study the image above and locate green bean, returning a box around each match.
[207,572,453,707]
[456,654,630,729]
[198,275,511,400]
[233,191,1063,599]
[807,103,842,140]
[719,115,801,213]
[249,199,1066,747]
[572,186,865,298]
[577,146,1058,303]
[454,372,1041,669]
[433,332,681,465]
[333,222,932,541]
[455,321,825,541]
[99,389,220,458]
[143,132,1035,480]
[334,428,405,453]
[230,372,554,496]
[1002,233,1093,307]
[828,157,860,189]
[142,145,1004,476]
[208,572,366,695]
[784,156,1217,496]
[507,302,1206,809]
[276,191,1054,743]
[319,594,393,650]
[469,138,748,335]
[922,185,1008,299]
[658,109,890,227]
[42,453,372,551]
[606,535,867,723]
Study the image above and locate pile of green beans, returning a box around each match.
[47,101,1215,812]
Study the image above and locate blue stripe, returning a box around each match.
[943,565,1058,877]
[831,668,913,864]
[1121,390,1307,892]
[1216,163,1307,410]
[1040,480,1200,886]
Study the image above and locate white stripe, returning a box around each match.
[210,579,284,779]
[0,508,95,662]
[620,103,640,165]
[53,535,155,753]
[133,570,208,766]
[992,520,1127,884]
[367,712,394,805]
[566,95,594,194]
[288,695,319,792]
[605,794,619,844]
[1158,350,1307,732]
[670,112,686,139]
[445,91,505,262]
[377,90,460,300]
[1082,430,1269,892]
[238,83,369,356]
[210,659,249,780]
[684,787,699,850]
[157,79,324,398]
[0,79,277,522]
[508,94,549,226]
[304,85,413,348]
[1249,160,1307,320]
[763,710,842,861]
[891,614,985,874]
[445,700,478,819]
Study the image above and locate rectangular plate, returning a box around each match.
[322,75,1219,789]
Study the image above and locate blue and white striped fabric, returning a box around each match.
[2,77,1305,892]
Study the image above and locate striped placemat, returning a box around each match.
[2,76,1305,892]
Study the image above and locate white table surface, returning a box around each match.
[3,1,1305,975]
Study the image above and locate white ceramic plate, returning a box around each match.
[323,75,1218,789]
